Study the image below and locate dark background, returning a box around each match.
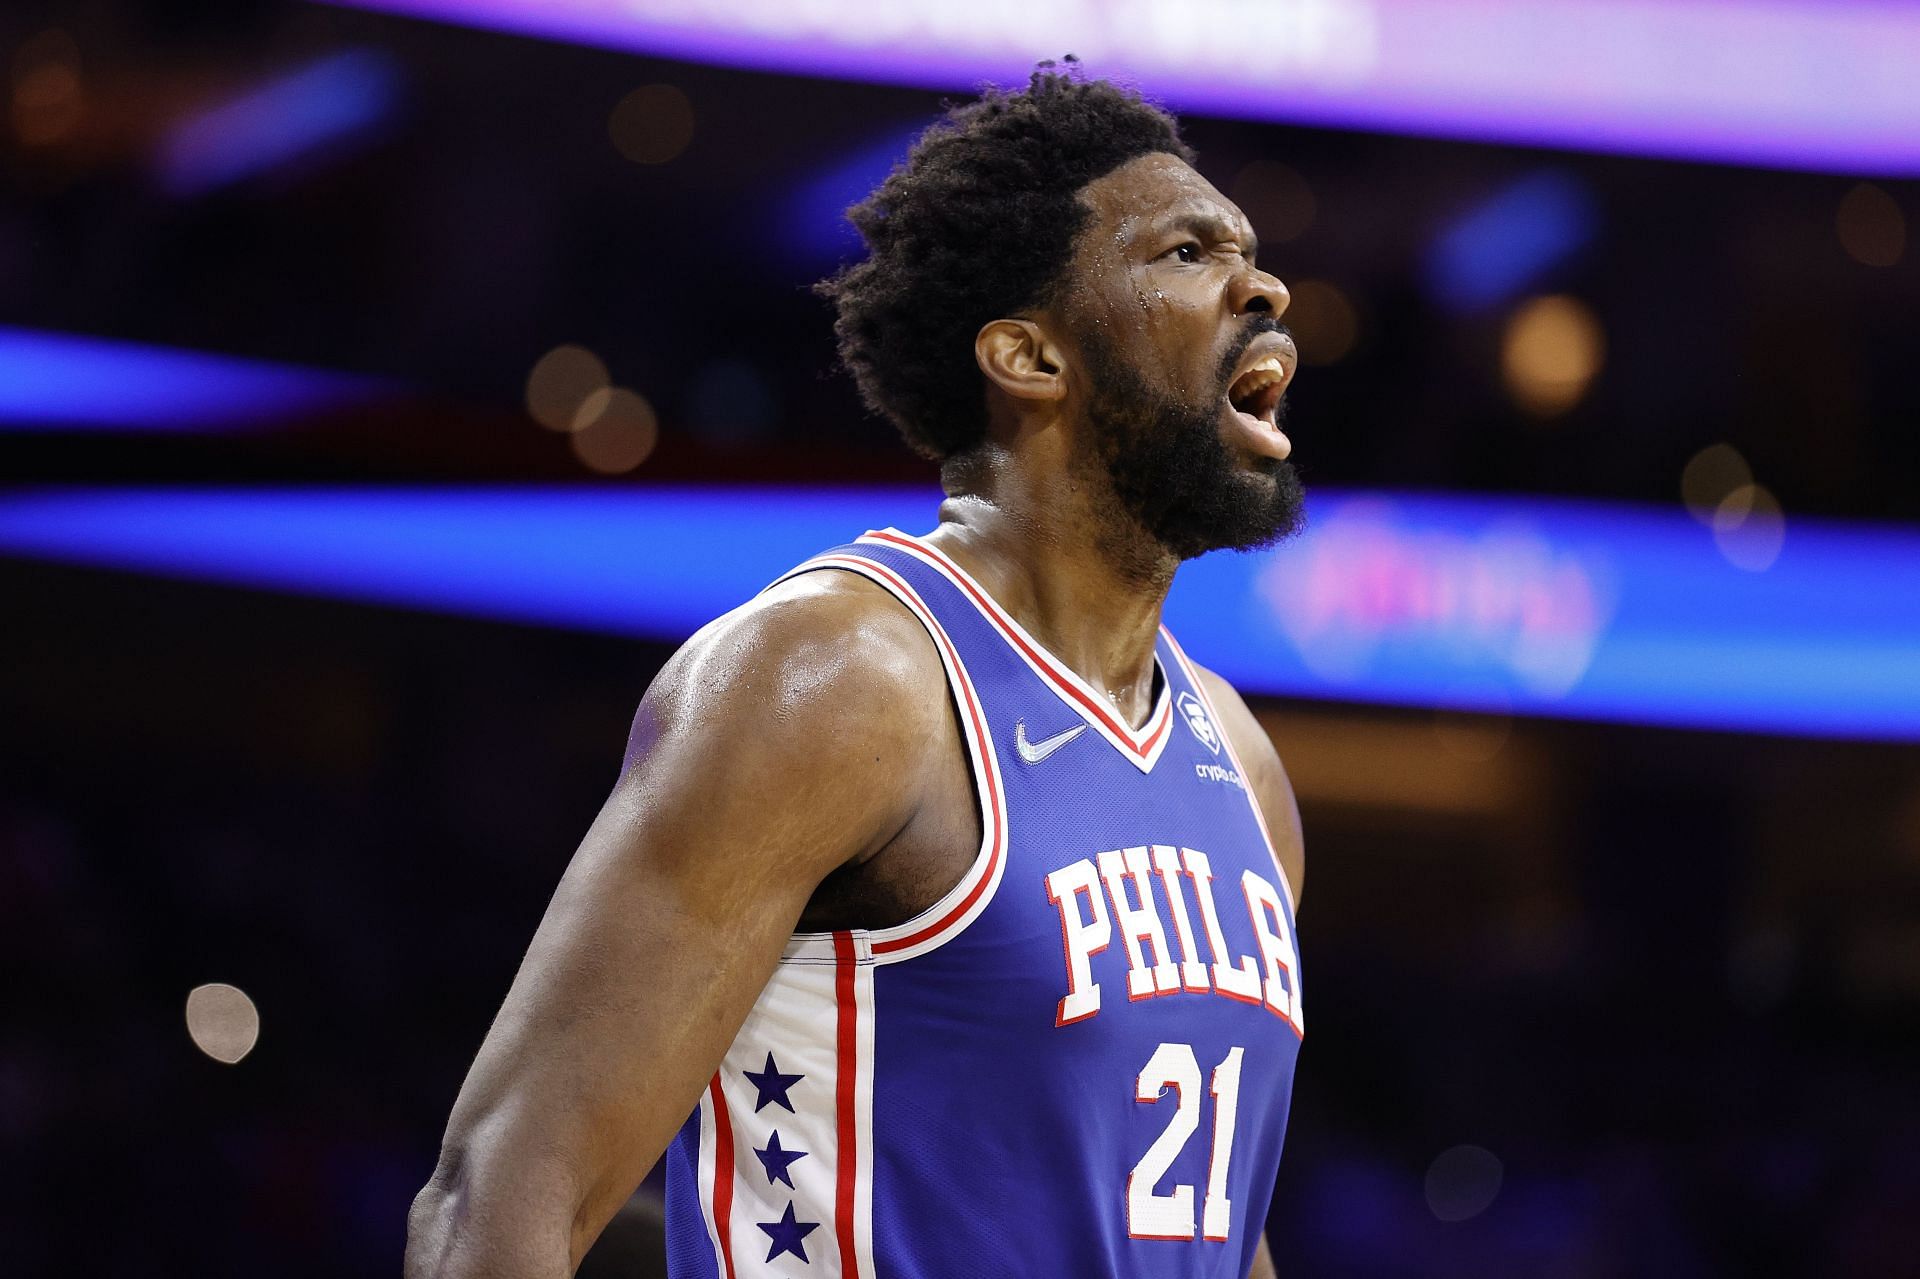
[4,2,1919,1275]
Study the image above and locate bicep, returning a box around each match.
[430,588,936,1267]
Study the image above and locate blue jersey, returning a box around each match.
[665,529,1303,1279]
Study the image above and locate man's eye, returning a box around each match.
[1166,242,1203,263]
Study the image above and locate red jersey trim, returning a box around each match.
[832,931,861,1279]
[706,1074,738,1279]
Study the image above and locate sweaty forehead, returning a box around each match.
[1078,152,1248,246]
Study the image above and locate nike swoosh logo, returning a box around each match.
[1015,720,1087,764]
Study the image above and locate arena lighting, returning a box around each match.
[157,48,401,195]
[1424,171,1596,313]
[1424,1145,1503,1223]
[3,486,1918,739]
[780,125,925,268]
[1500,294,1605,418]
[184,983,261,1065]
[314,0,1920,176]
[0,328,397,430]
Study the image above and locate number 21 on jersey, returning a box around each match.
[1129,1042,1244,1242]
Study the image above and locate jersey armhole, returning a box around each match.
[770,554,1009,966]
[1159,626,1301,917]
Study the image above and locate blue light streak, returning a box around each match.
[0,327,397,431]
[779,125,923,268]
[2,485,1916,739]
[1424,170,1598,311]
[158,49,401,195]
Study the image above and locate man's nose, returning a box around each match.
[1231,267,1290,318]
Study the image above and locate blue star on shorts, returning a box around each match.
[754,1130,809,1189]
[743,1052,804,1113]
[757,1201,820,1264]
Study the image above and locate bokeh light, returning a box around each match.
[526,344,609,432]
[1229,159,1316,244]
[1424,1144,1503,1222]
[1836,182,1906,268]
[1681,442,1755,525]
[608,84,695,165]
[570,387,658,473]
[1713,483,1786,572]
[185,982,260,1064]
[1284,279,1359,366]
[1501,294,1605,417]
[11,30,84,148]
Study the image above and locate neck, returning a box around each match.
[926,446,1176,729]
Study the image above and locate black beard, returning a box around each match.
[1078,320,1307,566]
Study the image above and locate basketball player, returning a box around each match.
[407,67,1306,1279]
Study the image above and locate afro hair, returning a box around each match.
[815,65,1194,462]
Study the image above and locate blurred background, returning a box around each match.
[4,0,1919,1275]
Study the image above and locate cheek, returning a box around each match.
[1137,293,1225,396]
[1078,266,1221,396]
[1115,273,1198,347]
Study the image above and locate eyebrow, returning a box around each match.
[1159,211,1260,263]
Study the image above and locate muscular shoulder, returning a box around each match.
[1193,664,1306,908]
[620,568,949,869]
[639,568,941,729]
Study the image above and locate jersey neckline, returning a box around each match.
[859,529,1175,775]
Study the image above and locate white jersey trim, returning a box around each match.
[696,1077,728,1278]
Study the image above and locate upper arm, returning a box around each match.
[416,573,945,1273]
[1249,1233,1277,1279]
[1195,665,1305,909]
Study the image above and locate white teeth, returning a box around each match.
[1230,356,1289,402]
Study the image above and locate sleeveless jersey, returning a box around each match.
[665,529,1304,1279]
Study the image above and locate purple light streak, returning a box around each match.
[315,0,1920,175]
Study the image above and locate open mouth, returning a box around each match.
[1227,355,1288,427]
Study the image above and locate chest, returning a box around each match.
[993,728,1305,1043]
[861,739,1305,1251]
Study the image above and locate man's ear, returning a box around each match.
[975,318,1069,404]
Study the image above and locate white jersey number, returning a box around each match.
[1128,1042,1245,1241]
